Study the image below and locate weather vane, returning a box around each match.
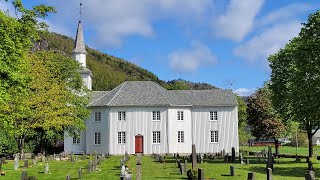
[79,1,83,22]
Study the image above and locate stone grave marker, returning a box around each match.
[87,160,93,172]
[239,154,244,164]
[120,165,125,179]
[305,170,315,180]
[78,168,82,179]
[247,172,256,180]
[231,147,236,163]
[308,161,314,171]
[179,164,184,175]
[184,159,187,173]
[24,159,28,167]
[246,158,250,165]
[93,160,97,171]
[192,144,197,170]
[267,168,272,180]
[21,170,28,180]
[44,163,50,174]
[32,159,37,166]
[136,163,142,180]
[66,175,71,180]
[230,166,235,176]
[14,158,19,170]
[198,168,204,180]
[266,146,273,170]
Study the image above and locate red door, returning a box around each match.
[135,135,143,153]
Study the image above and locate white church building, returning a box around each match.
[64,21,239,155]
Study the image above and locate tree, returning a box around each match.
[269,10,320,157]
[9,51,90,155]
[235,95,251,146]
[247,86,285,156]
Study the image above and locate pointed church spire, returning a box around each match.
[72,20,87,54]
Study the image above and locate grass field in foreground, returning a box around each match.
[0,153,319,180]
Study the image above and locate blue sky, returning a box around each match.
[1,0,319,95]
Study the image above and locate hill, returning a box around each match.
[39,32,219,91]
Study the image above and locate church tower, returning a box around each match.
[72,20,93,90]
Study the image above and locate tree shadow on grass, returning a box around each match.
[244,166,307,178]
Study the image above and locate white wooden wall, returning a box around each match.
[85,107,110,154]
[192,106,239,154]
[64,131,86,154]
[108,107,168,155]
[167,107,192,154]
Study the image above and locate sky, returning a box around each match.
[1,0,319,96]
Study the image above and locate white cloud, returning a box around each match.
[168,42,217,73]
[212,0,264,41]
[233,21,301,63]
[234,88,255,96]
[46,0,212,48]
[258,3,313,27]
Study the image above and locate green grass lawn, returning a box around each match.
[0,149,319,180]
[240,145,320,156]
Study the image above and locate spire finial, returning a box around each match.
[79,1,83,22]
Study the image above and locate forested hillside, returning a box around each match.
[39,32,219,91]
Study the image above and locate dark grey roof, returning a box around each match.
[72,21,87,54]
[88,81,237,107]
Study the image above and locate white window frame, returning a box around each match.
[94,132,101,145]
[177,111,184,121]
[94,112,101,122]
[117,132,126,144]
[178,131,184,143]
[210,131,218,143]
[152,131,160,144]
[210,111,218,121]
[152,111,161,121]
[118,111,126,121]
[72,136,80,144]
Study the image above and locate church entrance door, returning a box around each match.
[135,134,143,154]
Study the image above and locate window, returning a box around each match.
[153,131,160,144]
[153,111,160,121]
[178,131,184,143]
[177,111,184,121]
[73,136,80,144]
[118,132,126,144]
[94,112,101,122]
[118,111,126,121]
[94,132,101,145]
[210,111,218,121]
[210,131,218,143]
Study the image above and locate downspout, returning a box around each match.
[166,105,169,154]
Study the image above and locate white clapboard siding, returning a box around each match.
[167,107,192,154]
[108,107,168,155]
[64,131,86,154]
[192,106,239,154]
[85,107,110,154]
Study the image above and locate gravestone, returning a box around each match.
[120,159,124,167]
[70,152,74,162]
[136,164,142,180]
[231,147,236,163]
[266,146,273,170]
[192,144,197,170]
[24,159,28,167]
[44,163,50,174]
[267,168,272,180]
[66,175,71,180]
[14,158,19,170]
[305,170,315,180]
[198,168,204,180]
[120,165,125,179]
[230,166,235,176]
[92,160,97,171]
[179,164,185,175]
[78,168,82,180]
[239,154,244,164]
[246,158,250,165]
[247,172,256,180]
[224,155,228,162]
[184,159,188,173]
[87,160,91,172]
[21,170,28,180]
[32,159,37,166]
[308,161,314,171]
[136,154,142,165]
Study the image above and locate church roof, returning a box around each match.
[88,81,237,107]
[72,21,87,54]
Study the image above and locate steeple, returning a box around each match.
[72,21,87,55]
